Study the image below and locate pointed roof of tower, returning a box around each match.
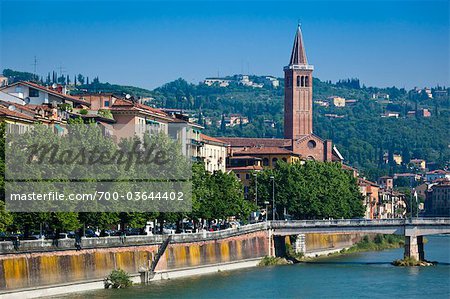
[289,25,308,66]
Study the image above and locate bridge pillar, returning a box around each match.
[404,235,424,261]
[292,234,306,255]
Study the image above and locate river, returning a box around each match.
[63,235,450,299]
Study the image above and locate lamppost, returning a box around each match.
[409,189,413,221]
[264,201,269,222]
[270,175,275,221]
[253,173,258,207]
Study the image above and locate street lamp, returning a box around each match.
[253,173,258,207]
[270,175,275,221]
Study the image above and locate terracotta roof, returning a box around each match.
[342,164,358,172]
[217,137,291,148]
[201,134,228,145]
[0,101,34,113]
[111,98,168,117]
[6,81,90,106]
[358,178,379,187]
[427,170,448,175]
[233,146,299,156]
[289,25,308,65]
[0,106,34,122]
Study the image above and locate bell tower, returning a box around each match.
[284,25,314,140]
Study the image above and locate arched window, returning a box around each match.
[263,158,269,166]
[305,76,309,87]
[282,157,287,162]
[307,156,315,161]
[272,158,278,166]
[296,76,300,87]
[301,76,305,87]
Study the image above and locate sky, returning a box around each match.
[0,0,449,90]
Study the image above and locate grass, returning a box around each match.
[258,256,289,266]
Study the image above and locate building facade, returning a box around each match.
[199,134,228,172]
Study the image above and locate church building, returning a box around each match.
[219,25,343,163]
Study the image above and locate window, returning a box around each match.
[305,76,309,87]
[246,174,250,180]
[104,100,110,107]
[29,88,39,97]
[307,140,316,149]
[296,76,300,87]
[15,86,23,93]
[263,158,269,166]
[282,158,287,162]
[272,158,278,166]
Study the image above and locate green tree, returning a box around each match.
[252,161,364,220]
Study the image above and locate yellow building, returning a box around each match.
[410,159,426,170]
[329,96,346,107]
[393,154,403,165]
[231,147,302,168]
[0,105,34,134]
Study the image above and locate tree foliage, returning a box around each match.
[250,161,365,220]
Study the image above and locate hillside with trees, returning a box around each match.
[2,69,449,180]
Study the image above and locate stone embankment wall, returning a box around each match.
[305,233,365,253]
[0,224,268,291]
[0,221,369,292]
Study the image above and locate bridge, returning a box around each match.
[267,218,450,260]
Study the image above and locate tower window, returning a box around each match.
[305,76,309,87]
[296,76,300,87]
[301,76,305,87]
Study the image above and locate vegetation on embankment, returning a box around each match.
[392,257,435,267]
[340,234,405,254]
[258,256,290,266]
[104,269,133,289]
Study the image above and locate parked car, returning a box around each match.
[125,228,142,236]
[0,232,8,241]
[163,224,176,235]
[182,222,194,233]
[85,229,99,238]
[209,225,219,232]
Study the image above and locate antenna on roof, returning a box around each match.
[32,56,38,75]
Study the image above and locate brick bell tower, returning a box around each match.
[284,25,314,140]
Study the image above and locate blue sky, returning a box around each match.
[1,0,448,89]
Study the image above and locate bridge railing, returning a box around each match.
[269,218,450,229]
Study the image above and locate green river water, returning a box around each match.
[63,235,450,299]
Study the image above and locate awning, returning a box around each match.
[54,124,64,133]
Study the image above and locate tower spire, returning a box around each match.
[289,24,308,66]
